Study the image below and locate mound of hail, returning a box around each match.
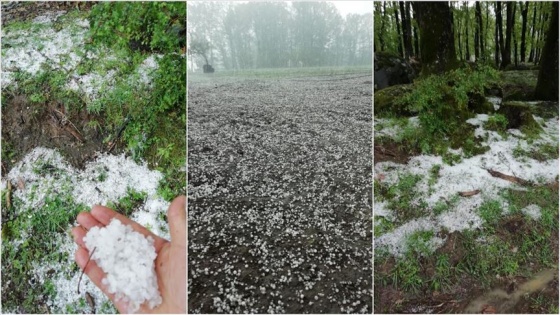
[83,219,161,313]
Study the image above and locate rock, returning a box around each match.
[468,92,495,114]
[374,51,416,91]
[374,84,415,117]
[498,101,543,131]
[500,70,538,101]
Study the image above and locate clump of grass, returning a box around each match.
[1,192,88,313]
[485,114,509,135]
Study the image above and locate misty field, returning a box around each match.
[187,68,372,313]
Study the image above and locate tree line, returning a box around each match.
[188,2,372,71]
[374,1,554,70]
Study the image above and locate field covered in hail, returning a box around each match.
[188,68,373,313]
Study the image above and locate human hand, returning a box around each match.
[72,196,186,314]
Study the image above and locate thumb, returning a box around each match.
[167,195,186,247]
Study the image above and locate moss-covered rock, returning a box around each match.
[374,51,416,90]
[498,101,543,133]
[532,101,560,119]
[500,70,538,101]
[374,84,415,117]
[468,92,495,114]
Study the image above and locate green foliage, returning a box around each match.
[396,65,499,155]
[485,114,509,135]
[430,254,452,291]
[406,230,435,257]
[89,2,185,53]
[478,200,503,226]
[382,173,426,222]
[374,216,395,237]
[392,254,423,292]
[1,192,88,313]
[108,188,147,217]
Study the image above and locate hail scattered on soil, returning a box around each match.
[1,12,159,99]
[374,99,559,257]
[2,147,170,313]
[188,73,373,314]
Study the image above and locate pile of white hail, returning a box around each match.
[374,97,559,257]
[83,219,161,313]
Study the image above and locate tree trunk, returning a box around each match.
[528,2,537,63]
[476,1,483,61]
[465,2,470,61]
[399,1,413,59]
[378,2,386,51]
[500,1,513,69]
[456,2,463,61]
[513,2,518,66]
[405,2,414,59]
[412,2,457,75]
[413,5,420,58]
[394,2,403,58]
[536,6,550,64]
[535,1,558,101]
[520,1,528,62]
[495,2,501,67]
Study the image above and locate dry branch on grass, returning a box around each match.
[458,189,481,197]
[485,168,532,186]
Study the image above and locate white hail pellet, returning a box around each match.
[83,218,162,313]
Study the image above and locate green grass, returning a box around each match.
[377,173,427,223]
[189,65,371,81]
[1,192,89,313]
[376,184,558,299]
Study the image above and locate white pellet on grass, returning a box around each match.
[83,219,162,313]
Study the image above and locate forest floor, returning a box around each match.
[188,68,373,313]
[1,5,181,314]
[374,95,559,313]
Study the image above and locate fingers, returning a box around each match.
[168,196,187,247]
[90,205,168,252]
[73,212,105,248]
[75,247,128,313]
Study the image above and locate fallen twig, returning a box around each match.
[458,189,481,197]
[107,116,130,153]
[485,168,532,186]
[52,108,85,143]
[77,247,97,294]
[6,181,12,209]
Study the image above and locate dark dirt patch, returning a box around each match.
[374,141,417,165]
[1,2,96,26]
[1,93,119,173]
[188,73,372,313]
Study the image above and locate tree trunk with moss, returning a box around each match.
[535,1,558,101]
[412,2,457,75]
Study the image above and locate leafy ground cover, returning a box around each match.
[1,4,185,313]
[188,69,372,313]
[374,95,559,313]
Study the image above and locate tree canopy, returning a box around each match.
[188,2,372,71]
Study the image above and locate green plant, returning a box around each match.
[406,230,435,257]
[430,254,452,291]
[392,254,423,292]
[108,188,147,217]
[89,2,185,53]
[384,173,426,222]
[485,114,509,134]
[478,200,504,226]
[396,65,499,155]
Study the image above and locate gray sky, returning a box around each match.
[330,1,372,17]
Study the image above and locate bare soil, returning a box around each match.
[1,93,118,173]
[188,72,372,313]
